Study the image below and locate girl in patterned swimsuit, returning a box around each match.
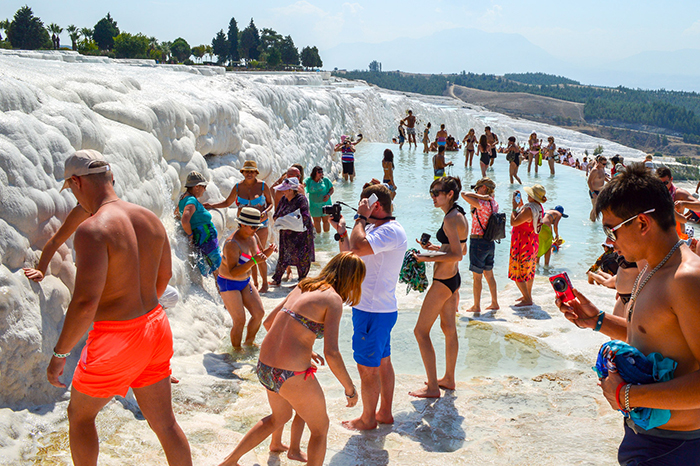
[218,252,365,466]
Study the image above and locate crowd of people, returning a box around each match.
[26,115,700,465]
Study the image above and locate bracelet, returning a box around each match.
[251,257,258,265]
[356,215,368,223]
[593,311,605,332]
[53,348,70,359]
[615,382,626,412]
[625,384,632,412]
[345,385,357,398]
[187,233,193,237]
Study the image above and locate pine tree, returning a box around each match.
[7,6,52,50]
[227,18,239,63]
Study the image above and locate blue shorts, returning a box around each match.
[469,237,495,274]
[619,422,700,465]
[351,309,398,367]
[217,275,251,292]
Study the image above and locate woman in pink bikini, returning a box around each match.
[217,207,276,351]
[218,252,363,466]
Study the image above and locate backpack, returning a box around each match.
[475,200,507,243]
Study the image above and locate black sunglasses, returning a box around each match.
[430,189,445,197]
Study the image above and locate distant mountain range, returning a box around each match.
[321,28,700,93]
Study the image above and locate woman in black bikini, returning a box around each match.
[218,252,363,466]
[410,176,468,398]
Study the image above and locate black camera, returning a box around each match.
[323,202,342,222]
[420,233,431,246]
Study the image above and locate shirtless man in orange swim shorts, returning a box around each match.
[46,150,192,466]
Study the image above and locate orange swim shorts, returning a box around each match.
[72,304,173,398]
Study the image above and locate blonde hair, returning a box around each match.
[298,252,365,306]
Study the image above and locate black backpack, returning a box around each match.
[475,200,507,243]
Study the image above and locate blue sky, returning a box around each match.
[3,1,700,65]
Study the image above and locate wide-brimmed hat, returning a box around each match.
[61,150,111,191]
[237,207,263,227]
[524,184,546,204]
[184,171,208,188]
[240,160,259,173]
[274,177,300,191]
[554,205,569,218]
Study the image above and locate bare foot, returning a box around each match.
[243,341,260,349]
[408,386,441,398]
[170,375,179,384]
[376,411,394,424]
[270,280,281,287]
[342,417,377,431]
[437,376,456,390]
[287,449,308,462]
[513,300,533,307]
[486,302,500,310]
[269,442,289,453]
[464,304,481,313]
[515,296,525,302]
[259,283,269,293]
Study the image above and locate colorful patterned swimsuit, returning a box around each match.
[256,308,325,393]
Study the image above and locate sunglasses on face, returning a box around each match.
[661,180,670,185]
[430,189,445,197]
[603,209,655,242]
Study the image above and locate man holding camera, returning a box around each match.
[331,184,407,430]
[558,163,700,464]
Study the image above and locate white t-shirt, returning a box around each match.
[356,220,407,313]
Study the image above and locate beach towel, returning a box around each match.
[594,340,677,430]
[399,248,428,294]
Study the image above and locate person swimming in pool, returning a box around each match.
[217,207,276,351]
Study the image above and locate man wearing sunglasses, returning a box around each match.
[558,162,700,464]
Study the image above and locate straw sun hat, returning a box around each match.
[524,184,547,204]
[240,160,259,173]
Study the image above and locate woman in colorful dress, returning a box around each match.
[205,160,274,292]
[508,184,546,307]
[178,171,222,276]
[462,128,476,167]
[410,176,468,398]
[217,252,363,466]
[217,207,276,350]
[305,166,334,234]
[271,177,315,286]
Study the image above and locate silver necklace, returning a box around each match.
[627,240,683,322]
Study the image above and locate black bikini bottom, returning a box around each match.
[434,273,461,294]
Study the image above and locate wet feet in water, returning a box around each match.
[408,386,441,398]
[342,417,378,431]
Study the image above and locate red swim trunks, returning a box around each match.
[72,304,173,398]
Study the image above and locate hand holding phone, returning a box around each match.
[368,193,378,209]
[514,191,522,204]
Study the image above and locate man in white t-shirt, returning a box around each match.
[331,184,407,430]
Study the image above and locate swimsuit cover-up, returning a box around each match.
[508,202,542,282]
[305,177,333,218]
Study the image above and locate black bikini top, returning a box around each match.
[436,203,468,245]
